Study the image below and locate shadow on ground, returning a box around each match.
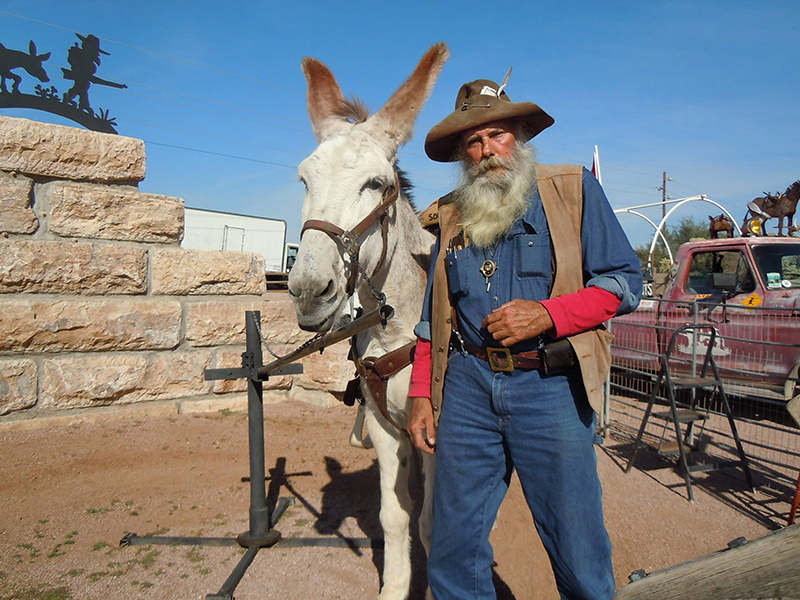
[602,433,788,530]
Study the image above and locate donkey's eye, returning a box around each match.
[362,178,384,192]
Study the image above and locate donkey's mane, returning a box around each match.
[786,180,800,199]
[396,166,416,210]
[336,96,371,124]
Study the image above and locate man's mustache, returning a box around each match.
[468,155,514,178]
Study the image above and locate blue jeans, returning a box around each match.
[428,352,615,600]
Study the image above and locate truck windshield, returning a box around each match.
[751,244,800,290]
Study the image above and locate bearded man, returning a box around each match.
[407,77,642,600]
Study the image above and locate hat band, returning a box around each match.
[460,102,491,111]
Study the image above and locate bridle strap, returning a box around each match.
[374,213,389,277]
[300,174,400,297]
[349,177,400,239]
[300,175,400,241]
[301,219,345,239]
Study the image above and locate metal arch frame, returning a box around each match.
[614,208,674,268]
[649,196,741,264]
[617,195,742,269]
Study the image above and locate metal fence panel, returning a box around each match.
[607,298,800,498]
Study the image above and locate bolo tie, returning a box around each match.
[480,240,500,292]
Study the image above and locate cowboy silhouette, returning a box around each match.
[62,33,126,115]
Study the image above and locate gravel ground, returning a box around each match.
[0,399,790,600]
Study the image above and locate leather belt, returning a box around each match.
[463,343,541,372]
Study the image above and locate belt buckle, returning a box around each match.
[486,347,514,372]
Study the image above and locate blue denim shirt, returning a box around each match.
[415,168,642,352]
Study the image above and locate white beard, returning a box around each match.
[454,143,538,248]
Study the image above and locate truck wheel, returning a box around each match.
[785,360,800,401]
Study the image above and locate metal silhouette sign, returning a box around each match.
[0,33,127,134]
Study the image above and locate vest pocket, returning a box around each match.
[514,234,551,279]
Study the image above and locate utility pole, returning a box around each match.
[658,171,672,219]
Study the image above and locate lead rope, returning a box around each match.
[352,253,387,307]
[254,317,325,360]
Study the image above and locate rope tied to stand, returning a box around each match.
[254,316,327,360]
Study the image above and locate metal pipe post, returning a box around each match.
[691,303,699,378]
[244,311,270,541]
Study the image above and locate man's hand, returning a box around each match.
[407,397,436,454]
[482,299,554,347]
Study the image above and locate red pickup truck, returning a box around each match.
[610,237,800,402]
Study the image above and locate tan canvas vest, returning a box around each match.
[426,164,614,424]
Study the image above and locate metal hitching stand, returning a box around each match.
[119,308,391,599]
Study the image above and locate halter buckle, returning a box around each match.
[340,231,359,256]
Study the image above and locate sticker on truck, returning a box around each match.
[767,272,781,289]
[742,292,762,308]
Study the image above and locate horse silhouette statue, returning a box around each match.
[708,214,734,238]
[744,180,800,236]
[0,40,50,94]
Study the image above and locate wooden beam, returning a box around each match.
[614,525,800,599]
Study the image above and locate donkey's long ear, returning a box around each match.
[302,57,349,142]
[368,42,449,149]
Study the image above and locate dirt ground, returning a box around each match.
[0,398,792,600]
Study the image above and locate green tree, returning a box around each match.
[634,216,710,270]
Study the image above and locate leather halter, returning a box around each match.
[300,174,401,299]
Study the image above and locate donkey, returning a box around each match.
[0,41,50,94]
[708,214,734,238]
[288,44,448,599]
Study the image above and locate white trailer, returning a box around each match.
[182,207,289,272]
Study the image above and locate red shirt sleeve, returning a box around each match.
[540,286,621,338]
[408,337,432,399]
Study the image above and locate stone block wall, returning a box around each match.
[0,116,350,423]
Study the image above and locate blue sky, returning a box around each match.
[2,1,798,248]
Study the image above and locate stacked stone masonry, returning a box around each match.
[0,117,350,421]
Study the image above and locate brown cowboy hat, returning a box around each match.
[424,77,554,162]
